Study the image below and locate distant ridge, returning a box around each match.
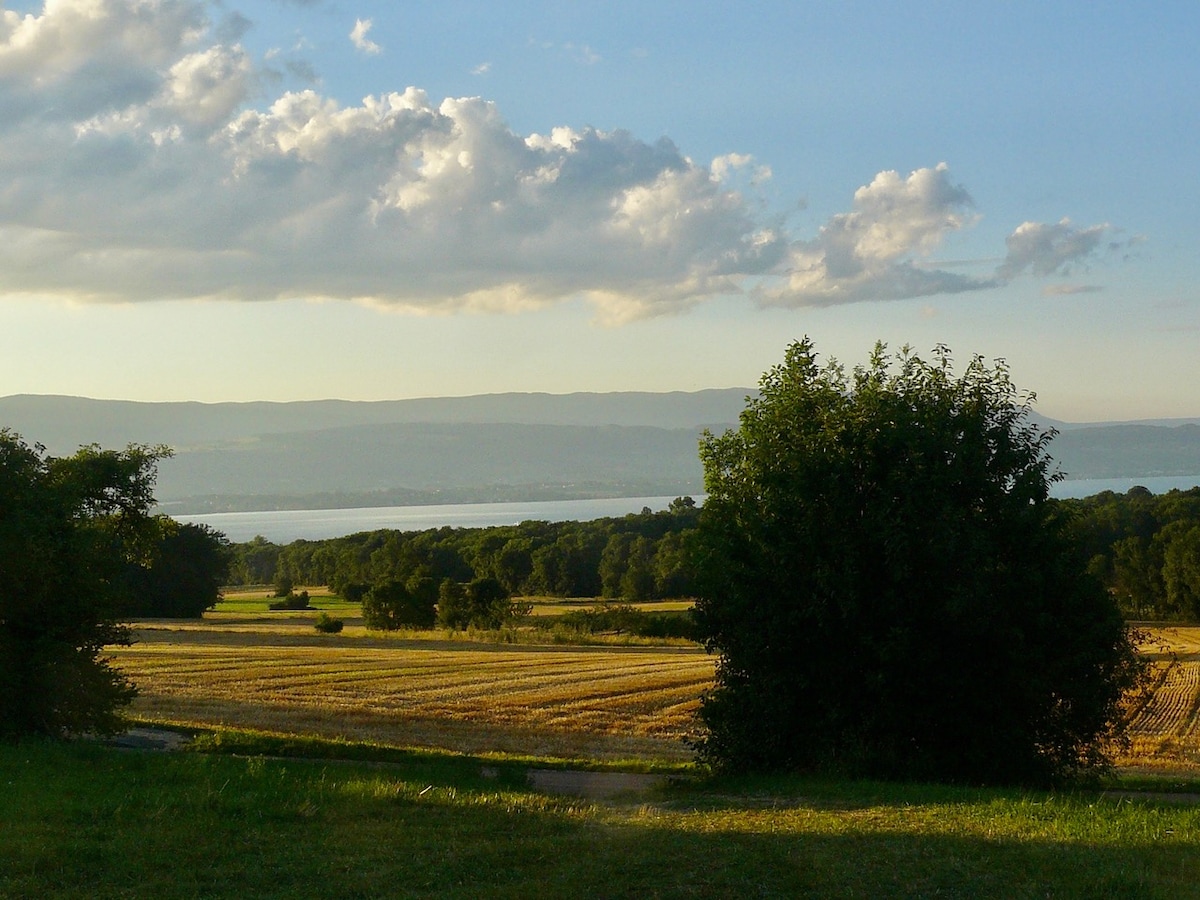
[0,390,754,455]
[2,393,1198,514]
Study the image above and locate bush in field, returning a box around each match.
[693,339,1145,786]
[560,604,646,635]
[313,612,344,634]
[0,431,169,738]
[363,581,435,629]
[634,610,698,641]
[268,590,309,611]
[272,576,294,598]
[558,604,699,640]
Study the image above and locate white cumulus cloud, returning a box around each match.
[0,1,1123,320]
[349,17,380,55]
[997,218,1110,281]
[758,164,997,307]
[757,165,1117,308]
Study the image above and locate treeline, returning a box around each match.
[1063,486,1200,619]
[227,497,701,603]
[221,487,1200,622]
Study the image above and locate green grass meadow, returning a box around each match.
[3,736,1199,899]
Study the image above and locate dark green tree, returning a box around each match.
[652,530,695,598]
[124,522,231,618]
[618,536,656,601]
[228,535,280,585]
[0,431,169,738]
[436,578,472,629]
[464,576,516,628]
[361,580,436,630]
[1160,522,1200,618]
[598,533,632,598]
[692,339,1144,786]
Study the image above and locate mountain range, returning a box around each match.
[2,392,1198,514]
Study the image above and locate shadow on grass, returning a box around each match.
[3,740,1198,899]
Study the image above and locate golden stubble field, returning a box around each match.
[108,611,1200,771]
[110,612,715,762]
[1121,625,1200,773]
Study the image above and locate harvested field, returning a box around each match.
[1120,625,1200,773]
[110,620,714,763]
[109,617,1200,772]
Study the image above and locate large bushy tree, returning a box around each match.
[692,340,1144,786]
[362,577,437,629]
[124,522,231,618]
[0,432,169,738]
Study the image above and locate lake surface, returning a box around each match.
[176,476,1200,543]
[175,495,689,542]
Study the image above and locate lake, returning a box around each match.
[176,476,1200,543]
[175,495,690,542]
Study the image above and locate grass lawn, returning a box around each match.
[2,736,1198,899]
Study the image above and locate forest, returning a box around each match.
[1067,485,1200,619]
[226,497,701,607]
[219,487,1200,622]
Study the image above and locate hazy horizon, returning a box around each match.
[3,389,1200,429]
[1,2,1196,422]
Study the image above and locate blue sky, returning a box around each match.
[0,0,1195,420]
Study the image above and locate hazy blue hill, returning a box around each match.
[0,390,752,455]
[3,393,1199,513]
[1050,423,1200,479]
[156,422,706,508]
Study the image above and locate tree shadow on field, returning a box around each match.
[3,743,1198,900]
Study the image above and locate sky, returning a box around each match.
[0,0,1196,421]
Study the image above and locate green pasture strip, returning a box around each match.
[3,740,1199,900]
[213,593,356,614]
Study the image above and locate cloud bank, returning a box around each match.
[0,0,1118,320]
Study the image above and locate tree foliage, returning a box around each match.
[123,522,231,618]
[692,339,1144,786]
[230,503,702,606]
[361,579,436,630]
[0,431,169,738]
[1064,486,1200,619]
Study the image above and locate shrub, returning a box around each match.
[268,590,309,611]
[557,604,698,640]
[313,612,344,634]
